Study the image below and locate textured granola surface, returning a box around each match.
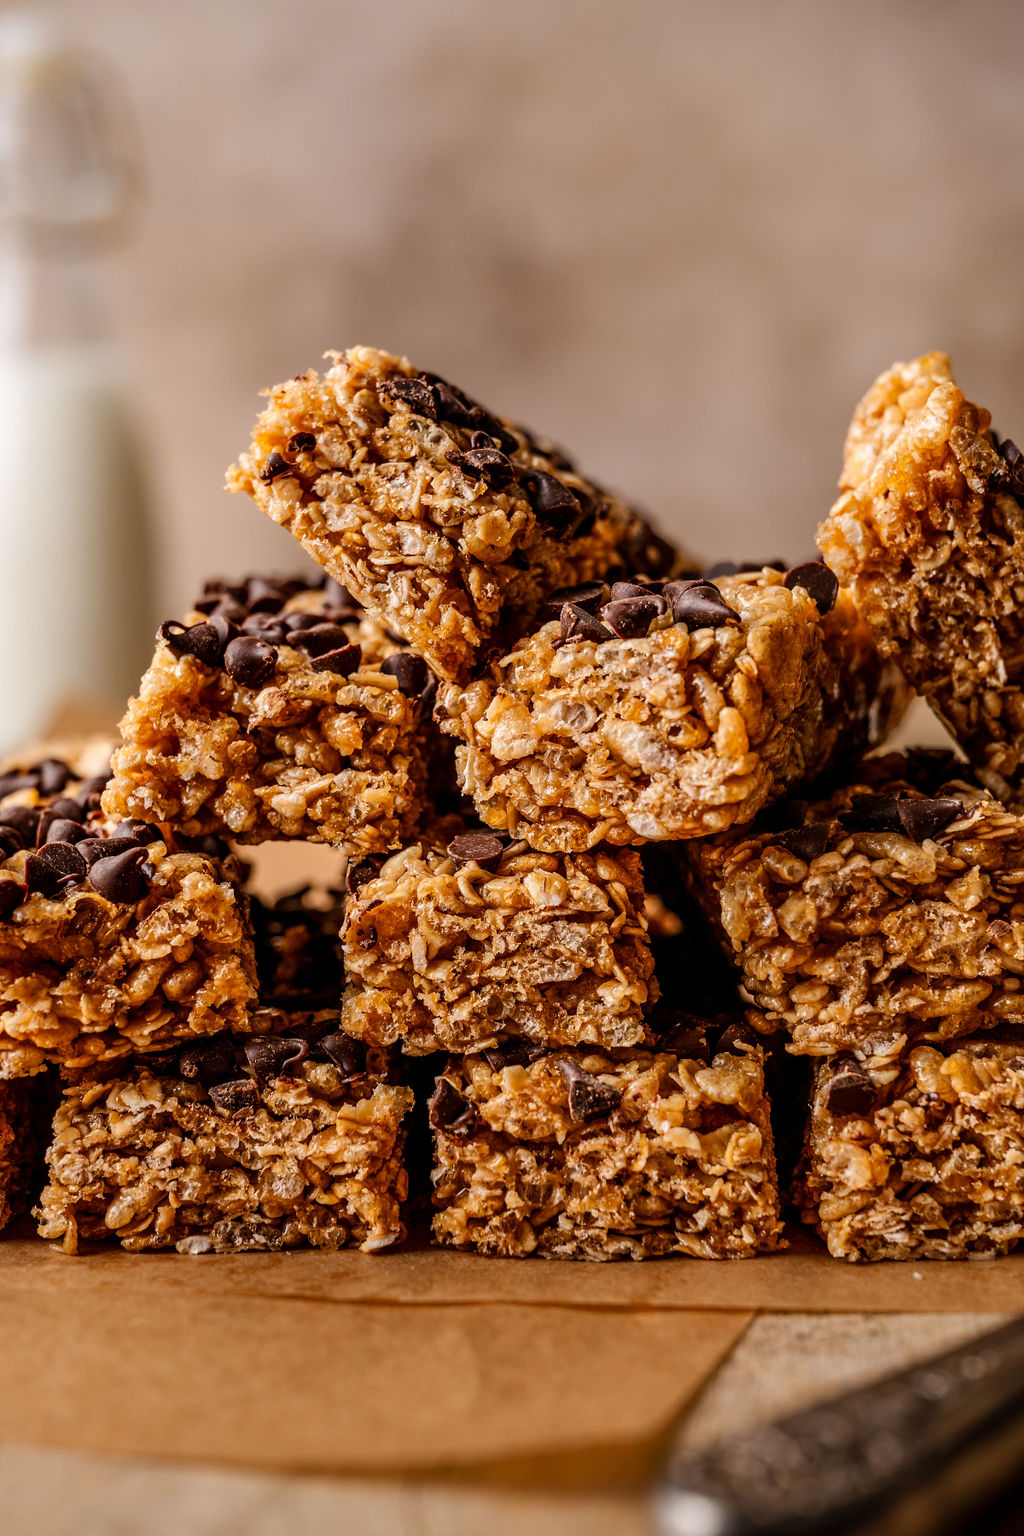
[104,577,434,852]
[797,1037,1024,1261]
[226,346,684,682]
[689,753,1024,1062]
[430,1029,782,1260]
[435,568,905,851]
[37,1011,411,1254]
[818,352,1024,802]
[341,836,656,1054]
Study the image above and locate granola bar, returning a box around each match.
[36,1011,412,1254]
[0,1079,39,1230]
[688,752,1024,1062]
[103,573,436,852]
[340,831,656,1054]
[435,565,907,852]
[796,1037,1024,1261]
[0,818,256,1079]
[226,346,684,682]
[817,352,1024,802]
[429,1019,783,1260]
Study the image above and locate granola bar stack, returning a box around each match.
[8,341,1024,1267]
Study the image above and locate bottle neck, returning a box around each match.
[0,237,107,350]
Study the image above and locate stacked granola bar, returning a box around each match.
[8,342,1021,1266]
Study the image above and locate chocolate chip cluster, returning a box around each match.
[141,1022,372,1114]
[0,792,161,914]
[764,788,966,863]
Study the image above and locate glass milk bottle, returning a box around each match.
[0,16,153,752]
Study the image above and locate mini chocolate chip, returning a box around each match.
[160,619,226,669]
[774,823,832,862]
[557,1060,620,1123]
[447,445,517,490]
[447,832,504,872]
[668,581,741,631]
[179,1039,236,1086]
[380,653,429,696]
[716,1021,759,1054]
[36,759,72,797]
[824,1059,877,1117]
[784,561,839,615]
[287,431,317,453]
[211,598,249,625]
[521,470,582,528]
[113,819,163,845]
[224,636,277,689]
[40,817,88,847]
[346,859,382,895]
[312,643,363,676]
[259,450,292,483]
[560,602,613,644]
[47,797,85,823]
[482,1041,547,1069]
[318,1032,367,1078]
[87,846,153,903]
[245,577,290,613]
[897,797,963,843]
[842,794,903,834]
[243,1036,309,1085]
[0,806,39,842]
[282,612,322,634]
[78,836,144,867]
[541,582,607,623]
[241,615,288,645]
[609,580,657,601]
[600,593,667,638]
[381,375,439,420]
[75,772,113,810]
[25,842,88,897]
[0,827,22,859]
[0,880,24,916]
[429,1077,476,1132]
[209,1078,260,1113]
[289,622,351,657]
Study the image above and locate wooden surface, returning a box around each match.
[4,1311,1006,1536]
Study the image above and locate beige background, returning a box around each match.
[31,0,1024,617]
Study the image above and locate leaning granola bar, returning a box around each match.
[818,352,1024,802]
[429,1019,782,1260]
[341,831,656,1054]
[103,573,436,852]
[435,565,906,851]
[796,1037,1024,1261]
[37,1011,412,1254]
[226,346,684,682]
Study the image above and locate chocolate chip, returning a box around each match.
[428,1077,476,1132]
[380,653,429,696]
[0,806,39,843]
[841,794,903,834]
[823,1059,877,1117]
[245,577,290,613]
[541,582,607,623]
[259,450,292,483]
[286,431,317,453]
[897,797,963,843]
[557,1060,621,1123]
[381,376,439,420]
[243,1036,309,1085]
[78,836,149,867]
[289,622,350,657]
[654,1016,710,1063]
[160,620,227,669]
[521,470,582,529]
[609,581,657,601]
[0,827,22,859]
[716,1020,759,1054]
[784,561,839,615]
[667,581,741,631]
[322,577,362,618]
[36,759,72,797]
[481,1041,547,1069]
[179,1039,236,1086]
[40,817,88,847]
[447,832,504,872]
[600,593,667,638]
[447,445,517,490]
[75,772,113,811]
[113,820,163,845]
[345,859,382,896]
[0,772,41,799]
[208,1078,260,1113]
[990,437,1024,498]
[87,846,153,903]
[25,841,87,897]
[774,823,832,862]
[620,522,679,578]
[312,644,363,677]
[224,636,277,689]
[421,372,476,425]
[0,880,25,916]
[559,602,613,644]
[47,797,85,823]
[318,1033,367,1078]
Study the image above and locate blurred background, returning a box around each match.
[3,0,1024,739]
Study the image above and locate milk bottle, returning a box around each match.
[0,16,153,751]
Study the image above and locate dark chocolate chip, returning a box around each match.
[654,1015,710,1063]
[259,450,292,483]
[620,522,680,578]
[447,445,517,490]
[421,372,477,426]
[716,1020,759,1054]
[243,1036,309,1085]
[609,580,658,601]
[40,817,88,847]
[241,615,288,645]
[0,880,25,917]
[428,1077,476,1132]
[47,797,85,823]
[990,437,1024,498]
[245,577,290,613]
[541,582,607,623]
[0,806,39,843]
[447,832,504,872]
[823,1059,877,1117]
[286,431,317,453]
[784,561,839,615]
[482,1041,547,1069]
[289,622,351,658]
[774,823,832,862]
[380,653,429,696]
[312,643,363,677]
[600,593,667,638]
[78,836,146,867]
[282,612,322,634]
[113,820,163,845]
[557,1060,621,1123]
[521,470,582,528]
[841,794,903,834]
[0,772,41,798]
[559,602,613,644]
[381,376,439,420]
[36,759,72,797]
[208,1078,260,1113]
[160,619,227,669]
[322,577,362,617]
[897,797,963,843]
[87,846,153,903]
[179,1039,236,1086]
[667,581,741,631]
[318,1033,367,1078]
[25,841,88,897]
[224,636,277,689]
[0,827,22,859]
[346,859,382,896]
